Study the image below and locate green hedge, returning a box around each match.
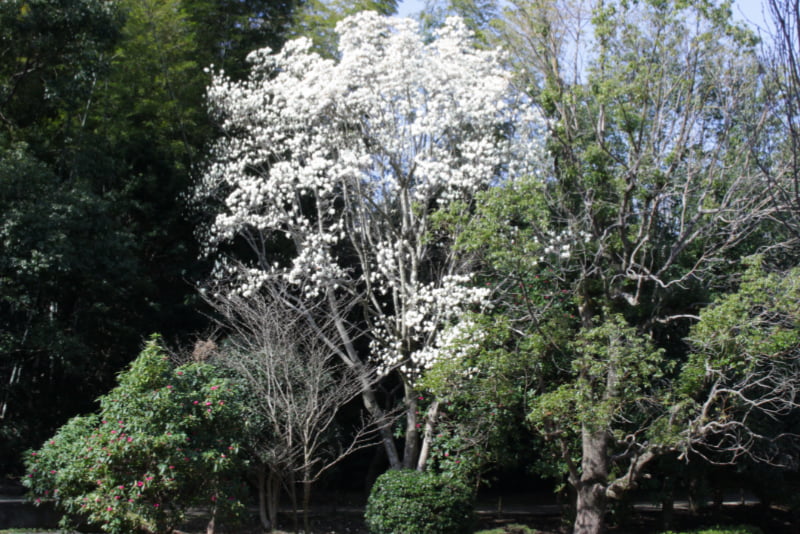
[365,469,475,534]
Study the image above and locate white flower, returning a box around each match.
[197,11,549,380]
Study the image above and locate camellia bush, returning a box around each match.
[24,336,247,534]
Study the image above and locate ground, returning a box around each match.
[174,504,798,534]
[2,485,798,534]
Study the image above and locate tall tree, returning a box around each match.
[197,12,547,470]
[1,0,300,473]
[184,0,299,79]
[759,0,800,247]
[0,0,132,471]
[453,1,780,533]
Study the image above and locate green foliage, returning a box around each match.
[528,313,670,436]
[681,256,800,395]
[23,337,247,533]
[365,469,475,534]
[0,0,122,134]
[290,0,397,55]
[0,0,301,475]
[183,0,299,78]
[419,314,541,482]
[0,139,141,472]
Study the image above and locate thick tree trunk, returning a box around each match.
[362,386,401,469]
[288,471,299,533]
[573,427,610,534]
[661,476,675,531]
[574,482,606,534]
[327,292,402,469]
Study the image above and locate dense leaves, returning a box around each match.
[365,469,475,534]
[0,0,298,472]
[24,337,247,534]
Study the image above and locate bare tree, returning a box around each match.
[759,0,800,243]
[206,289,384,533]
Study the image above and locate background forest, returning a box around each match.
[4,1,800,534]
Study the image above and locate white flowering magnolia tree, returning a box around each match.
[198,11,547,468]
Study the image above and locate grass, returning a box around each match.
[660,526,764,534]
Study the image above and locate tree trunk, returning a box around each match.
[288,471,299,533]
[268,471,280,530]
[402,393,419,469]
[302,475,312,534]
[661,475,674,530]
[206,502,217,534]
[365,387,401,470]
[573,427,609,534]
[574,481,606,534]
[327,292,401,469]
[258,465,280,531]
[416,400,440,471]
[258,466,269,531]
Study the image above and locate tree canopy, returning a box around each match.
[197,10,548,469]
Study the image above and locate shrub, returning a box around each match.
[365,469,475,534]
[24,336,247,533]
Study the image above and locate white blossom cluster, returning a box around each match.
[197,11,548,378]
[503,224,592,268]
[538,228,591,262]
[370,275,490,382]
[408,318,487,383]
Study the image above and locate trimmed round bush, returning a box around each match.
[365,469,475,534]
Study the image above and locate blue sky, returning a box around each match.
[396,0,424,17]
[396,0,769,31]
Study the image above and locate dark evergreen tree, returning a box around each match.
[0,0,299,473]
